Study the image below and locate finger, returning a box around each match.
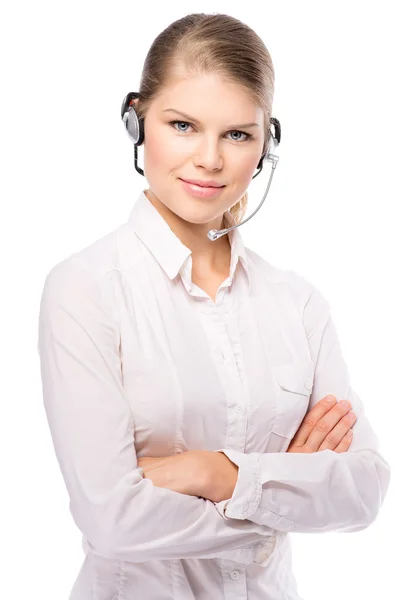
[317,411,357,451]
[333,429,354,453]
[291,395,338,445]
[304,401,353,452]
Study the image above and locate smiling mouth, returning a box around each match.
[179,178,226,198]
[180,179,225,188]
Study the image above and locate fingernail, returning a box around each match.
[326,395,336,403]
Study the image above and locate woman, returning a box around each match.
[38,12,391,600]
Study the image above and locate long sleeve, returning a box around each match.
[214,282,391,534]
[37,257,279,565]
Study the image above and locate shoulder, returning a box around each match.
[39,220,140,314]
[37,229,130,354]
[54,221,132,275]
[245,247,317,303]
[246,247,332,327]
[42,216,143,286]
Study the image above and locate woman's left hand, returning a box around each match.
[137,450,238,502]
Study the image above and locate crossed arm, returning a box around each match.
[136,448,239,502]
[38,257,391,564]
[138,282,391,535]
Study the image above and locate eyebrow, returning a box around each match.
[163,108,260,129]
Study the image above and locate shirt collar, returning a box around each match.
[127,190,250,286]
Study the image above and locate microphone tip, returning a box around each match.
[207,229,218,241]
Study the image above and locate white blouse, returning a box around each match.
[37,189,391,600]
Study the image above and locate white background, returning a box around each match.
[1,1,415,598]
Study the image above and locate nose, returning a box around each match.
[193,136,223,171]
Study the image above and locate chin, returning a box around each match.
[176,203,224,225]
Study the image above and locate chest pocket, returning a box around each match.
[270,359,315,440]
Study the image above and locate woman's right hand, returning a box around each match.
[287,395,357,454]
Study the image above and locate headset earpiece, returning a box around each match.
[121,92,145,146]
[252,116,281,179]
[121,92,146,175]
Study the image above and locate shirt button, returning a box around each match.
[304,377,312,389]
[230,570,240,580]
[235,405,243,414]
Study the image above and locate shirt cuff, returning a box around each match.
[213,448,262,520]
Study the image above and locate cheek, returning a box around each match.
[231,153,260,187]
[144,136,171,169]
[233,148,260,171]
[144,137,190,177]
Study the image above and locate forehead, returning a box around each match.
[152,71,263,124]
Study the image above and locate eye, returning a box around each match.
[170,120,192,133]
[228,130,251,142]
[169,120,253,142]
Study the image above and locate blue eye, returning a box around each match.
[169,120,253,142]
[229,131,247,142]
[171,120,191,133]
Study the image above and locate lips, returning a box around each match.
[179,178,225,198]
[180,179,224,188]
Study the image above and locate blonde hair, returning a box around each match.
[134,12,275,223]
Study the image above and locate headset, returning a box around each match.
[120,91,281,240]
